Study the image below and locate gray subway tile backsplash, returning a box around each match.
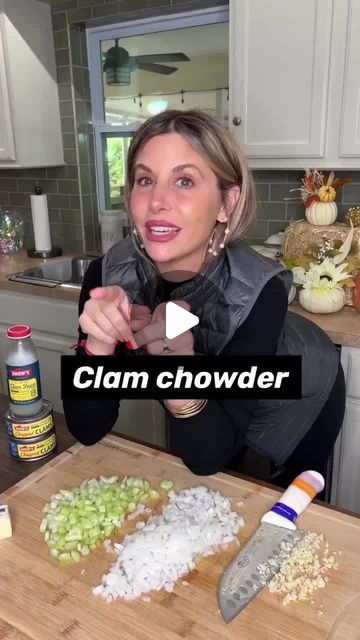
[91,1,147,19]
[257,202,286,220]
[57,66,71,84]
[62,133,77,150]
[52,11,67,32]
[286,203,306,221]
[341,183,360,204]
[78,0,106,7]
[270,183,299,202]
[63,149,78,165]
[58,180,81,195]
[255,183,269,202]
[48,194,72,210]
[54,30,68,50]
[0,178,17,192]
[58,84,72,101]
[55,48,70,67]
[68,6,93,22]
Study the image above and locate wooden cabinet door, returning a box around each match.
[0,11,15,161]
[339,0,360,157]
[230,0,333,158]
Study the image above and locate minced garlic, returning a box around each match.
[258,532,340,606]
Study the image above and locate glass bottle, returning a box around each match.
[5,325,43,417]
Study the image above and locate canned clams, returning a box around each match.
[4,400,57,462]
[4,400,54,439]
[8,431,57,462]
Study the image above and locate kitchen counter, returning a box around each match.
[290,301,360,348]
[1,252,359,347]
[0,407,359,639]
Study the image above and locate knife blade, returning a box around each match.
[218,470,325,623]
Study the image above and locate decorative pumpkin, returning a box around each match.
[299,287,345,314]
[318,185,336,202]
[305,201,337,226]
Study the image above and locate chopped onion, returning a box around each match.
[40,476,154,564]
[93,486,244,601]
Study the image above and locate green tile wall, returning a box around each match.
[0,0,359,252]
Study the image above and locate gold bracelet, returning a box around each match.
[166,399,208,419]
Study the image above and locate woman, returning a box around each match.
[63,109,345,490]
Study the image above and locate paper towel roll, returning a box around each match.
[30,189,52,252]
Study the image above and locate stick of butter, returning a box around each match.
[0,505,12,539]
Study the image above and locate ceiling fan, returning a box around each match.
[102,40,190,86]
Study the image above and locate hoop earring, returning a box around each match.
[219,218,229,249]
[132,226,144,249]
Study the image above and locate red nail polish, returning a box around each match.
[125,340,137,350]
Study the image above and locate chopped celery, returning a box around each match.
[40,475,158,565]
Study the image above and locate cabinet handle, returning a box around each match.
[232,116,242,126]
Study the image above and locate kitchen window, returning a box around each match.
[87,6,229,221]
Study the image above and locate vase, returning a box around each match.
[305,201,337,226]
[299,287,345,314]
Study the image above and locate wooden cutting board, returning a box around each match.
[0,435,359,640]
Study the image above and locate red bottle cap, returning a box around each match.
[7,325,31,339]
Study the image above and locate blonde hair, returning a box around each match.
[124,109,257,249]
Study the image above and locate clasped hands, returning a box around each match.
[79,285,194,412]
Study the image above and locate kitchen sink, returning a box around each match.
[8,256,97,289]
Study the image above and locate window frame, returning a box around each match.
[87,5,229,218]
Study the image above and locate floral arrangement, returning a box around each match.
[282,223,360,313]
[292,259,351,290]
[290,169,352,207]
[291,258,351,314]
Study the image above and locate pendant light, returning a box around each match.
[103,39,131,86]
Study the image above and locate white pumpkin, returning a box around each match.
[299,287,345,314]
[305,201,338,226]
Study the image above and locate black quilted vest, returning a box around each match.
[103,238,339,464]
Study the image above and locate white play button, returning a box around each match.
[165,302,199,340]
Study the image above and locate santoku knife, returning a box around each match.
[218,470,325,623]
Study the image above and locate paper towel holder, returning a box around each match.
[27,185,62,258]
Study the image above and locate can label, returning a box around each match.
[6,361,42,405]
[6,413,54,439]
[10,433,56,460]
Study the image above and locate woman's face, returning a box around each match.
[130,133,228,276]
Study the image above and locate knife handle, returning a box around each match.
[261,470,325,530]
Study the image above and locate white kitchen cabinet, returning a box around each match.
[339,0,360,157]
[331,346,360,514]
[230,0,332,159]
[0,0,64,168]
[0,291,166,447]
[230,0,360,168]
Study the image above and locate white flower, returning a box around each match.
[292,258,350,291]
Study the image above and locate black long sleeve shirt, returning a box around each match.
[63,257,288,475]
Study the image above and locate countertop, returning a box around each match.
[1,404,359,639]
[1,251,359,347]
[290,301,360,348]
